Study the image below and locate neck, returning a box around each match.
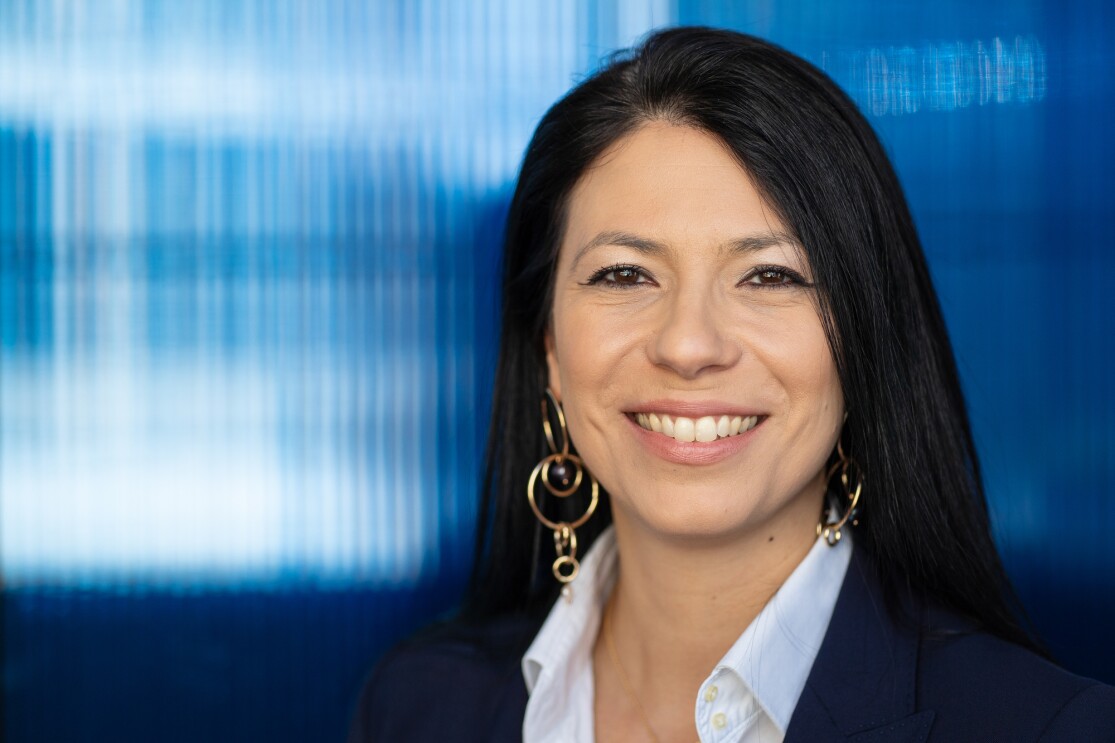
[600,489,822,697]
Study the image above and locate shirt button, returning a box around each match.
[703,685,719,703]
[712,712,727,730]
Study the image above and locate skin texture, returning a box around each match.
[544,122,845,741]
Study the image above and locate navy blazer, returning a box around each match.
[349,547,1115,742]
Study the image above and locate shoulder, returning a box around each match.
[916,605,1115,741]
[806,546,1115,742]
[347,614,539,743]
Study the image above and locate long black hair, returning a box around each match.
[462,26,1039,653]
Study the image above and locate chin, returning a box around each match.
[618,485,771,541]
[606,470,826,546]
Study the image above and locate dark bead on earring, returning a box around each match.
[547,459,573,490]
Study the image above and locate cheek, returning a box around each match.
[753,310,843,417]
[800,323,842,414]
[548,302,644,471]
[552,301,642,392]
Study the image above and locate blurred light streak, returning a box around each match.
[0,0,677,588]
[3,1,1114,739]
[824,35,1046,116]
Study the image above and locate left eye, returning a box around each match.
[604,267,646,285]
[586,264,651,288]
[743,267,800,286]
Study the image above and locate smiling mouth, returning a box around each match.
[631,412,763,443]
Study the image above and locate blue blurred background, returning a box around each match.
[1,1,1112,741]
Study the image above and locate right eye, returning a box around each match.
[585,264,652,288]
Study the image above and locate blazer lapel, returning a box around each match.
[490,667,529,741]
[785,547,934,743]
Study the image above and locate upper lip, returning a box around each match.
[625,399,767,418]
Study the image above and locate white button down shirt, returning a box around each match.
[522,526,852,743]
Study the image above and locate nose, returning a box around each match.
[647,289,742,379]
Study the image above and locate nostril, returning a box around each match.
[646,313,742,378]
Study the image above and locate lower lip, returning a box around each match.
[624,415,763,466]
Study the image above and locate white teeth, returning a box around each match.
[695,416,718,442]
[716,415,730,438]
[661,414,675,436]
[633,412,762,442]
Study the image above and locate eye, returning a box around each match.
[584,264,652,288]
[741,265,810,288]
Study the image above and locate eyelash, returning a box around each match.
[743,264,813,288]
[583,264,650,288]
[582,263,812,289]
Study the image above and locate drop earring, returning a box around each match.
[526,388,599,600]
[818,439,863,546]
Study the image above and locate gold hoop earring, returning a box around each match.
[527,389,599,597]
[817,438,863,546]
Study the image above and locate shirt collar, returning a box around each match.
[521,525,852,739]
[711,529,852,733]
[522,527,619,692]
[522,527,618,739]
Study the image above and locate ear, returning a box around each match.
[544,326,562,402]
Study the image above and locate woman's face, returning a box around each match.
[545,122,844,542]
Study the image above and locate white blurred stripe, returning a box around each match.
[0,0,677,588]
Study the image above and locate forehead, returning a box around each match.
[561,122,792,261]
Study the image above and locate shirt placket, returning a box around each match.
[695,670,759,743]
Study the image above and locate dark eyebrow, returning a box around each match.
[725,232,803,256]
[570,230,802,270]
[570,230,666,270]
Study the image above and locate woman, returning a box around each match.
[350,27,1115,742]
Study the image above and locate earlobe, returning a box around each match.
[544,329,562,401]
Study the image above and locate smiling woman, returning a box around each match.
[547,123,842,550]
[348,27,1115,743]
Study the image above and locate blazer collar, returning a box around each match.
[494,544,937,742]
[785,545,935,742]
